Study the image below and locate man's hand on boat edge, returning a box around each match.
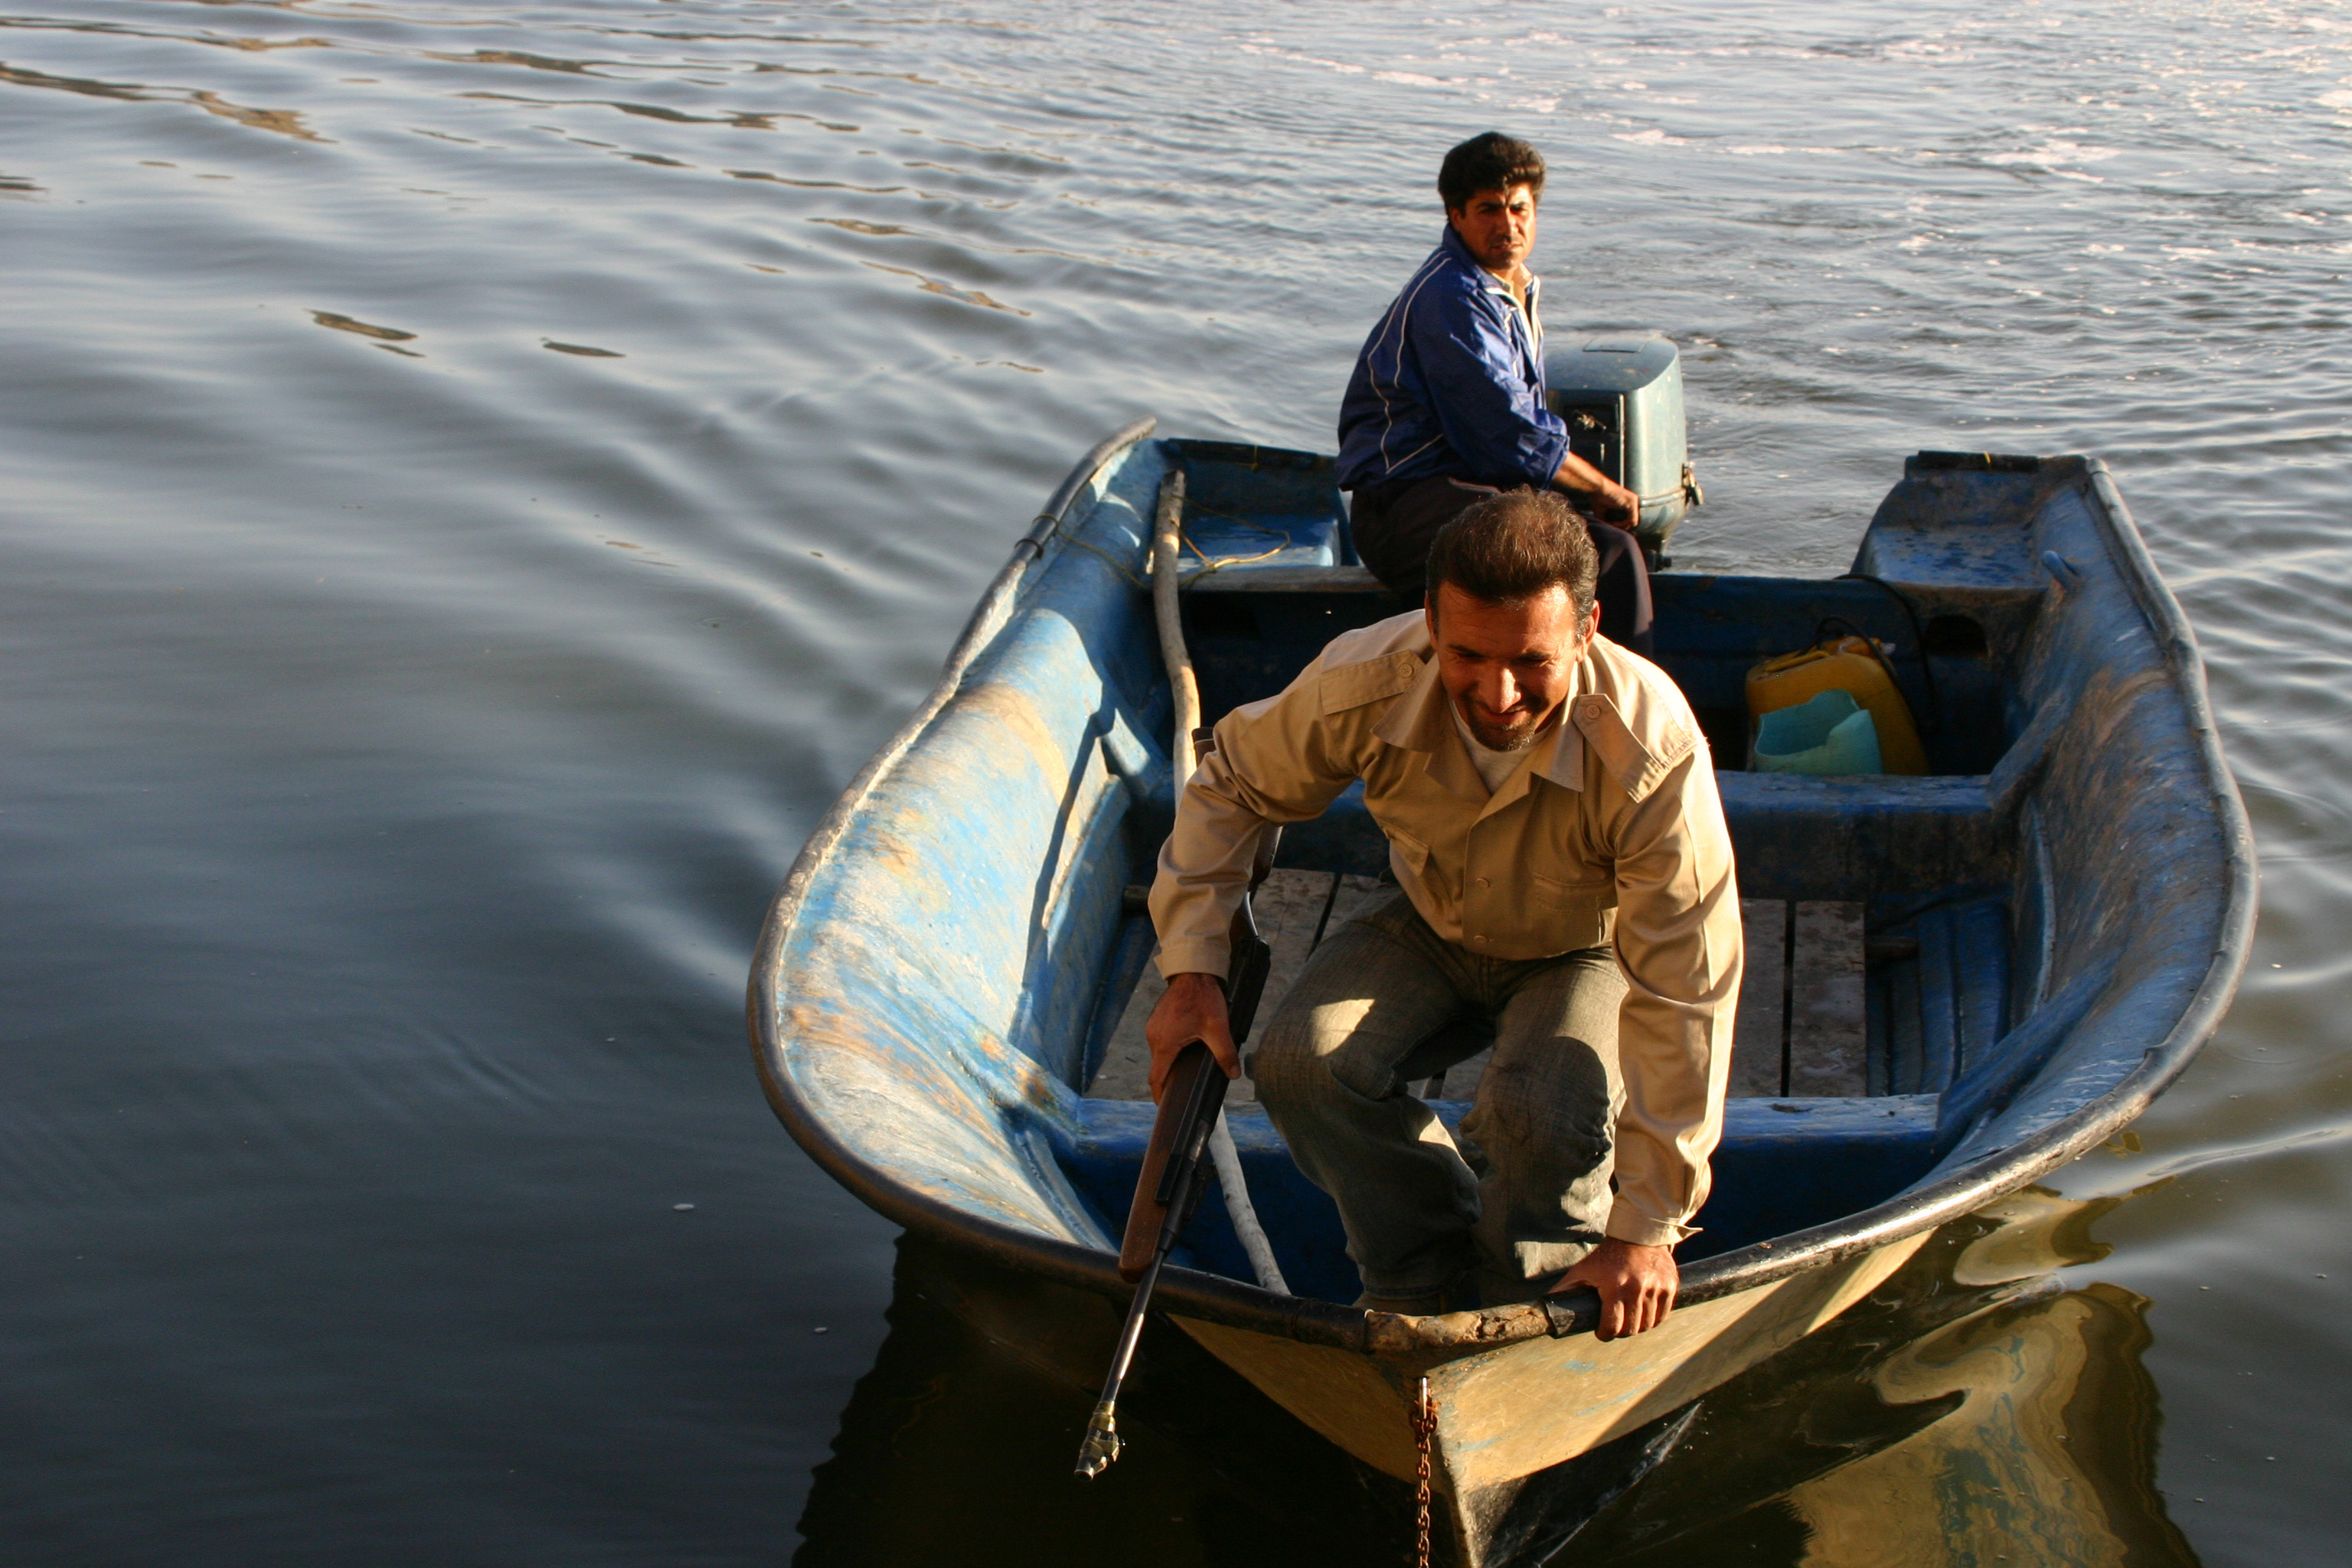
[1146,972,1240,1102]
[1553,1240,1679,1341]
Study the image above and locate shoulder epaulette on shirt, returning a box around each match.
[1319,650,1423,715]
[1571,692,1698,803]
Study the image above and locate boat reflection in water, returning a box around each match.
[1567,1186,2198,1566]
[794,1190,2197,1566]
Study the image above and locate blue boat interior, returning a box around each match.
[798,434,2220,1311]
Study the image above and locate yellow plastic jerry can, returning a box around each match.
[1746,636,1928,775]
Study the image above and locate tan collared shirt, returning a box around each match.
[1150,609,1741,1246]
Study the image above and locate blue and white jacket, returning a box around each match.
[1335,224,1570,495]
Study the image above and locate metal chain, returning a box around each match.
[1411,1374,1438,1568]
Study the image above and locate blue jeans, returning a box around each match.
[1250,890,1627,1305]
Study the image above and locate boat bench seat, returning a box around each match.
[1276,773,2007,901]
[1086,858,2011,1109]
[1058,1094,1940,1302]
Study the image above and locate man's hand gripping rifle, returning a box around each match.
[1072,824,1278,1481]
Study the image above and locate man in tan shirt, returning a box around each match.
[1145,492,1740,1338]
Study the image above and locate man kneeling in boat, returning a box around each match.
[1144,492,1739,1339]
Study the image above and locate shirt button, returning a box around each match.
[1475,877,1491,888]
[1472,934,1489,945]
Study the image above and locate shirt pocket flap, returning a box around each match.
[1530,870,1615,904]
[1390,828,1433,874]
[1528,872,1615,949]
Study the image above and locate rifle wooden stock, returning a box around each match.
[1115,916,1272,1282]
[1117,1040,1224,1281]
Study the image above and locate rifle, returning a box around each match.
[1073,828,1276,1480]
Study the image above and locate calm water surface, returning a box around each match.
[3,1,2347,1562]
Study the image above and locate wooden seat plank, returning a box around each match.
[1089,870,1385,1101]
[1788,900,1868,1096]
[1098,884,1875,1106]
[1730,898,1790,1097]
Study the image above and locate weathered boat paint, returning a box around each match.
[750,431,2252,1564]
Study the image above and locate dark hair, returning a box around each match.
[1424,490,1597,622]
[1438,132,1547,213]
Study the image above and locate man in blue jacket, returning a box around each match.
[1338,132,1652,652]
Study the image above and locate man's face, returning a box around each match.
[1426,582,1596,752]
[1446,183,1540,276]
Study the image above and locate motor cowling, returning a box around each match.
[1545,333,1700,560]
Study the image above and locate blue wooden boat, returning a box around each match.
[750,420,2252,1563]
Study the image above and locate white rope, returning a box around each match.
[1208,1109,1289,1295]
[1152,469,1289,1298]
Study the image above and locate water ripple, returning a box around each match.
[3,0,2350,1560]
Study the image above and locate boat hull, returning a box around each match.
[1180,1229,1929,1562]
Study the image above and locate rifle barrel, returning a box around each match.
[1076,844,1282,1478]
[1073,1246,1163,1479]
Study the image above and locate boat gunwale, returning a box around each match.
[749,434,2256,1357]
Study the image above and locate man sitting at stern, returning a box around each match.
[1339,130,1654,653]
[1144,493,1738,1338]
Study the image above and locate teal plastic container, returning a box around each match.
[1752,689,1883,776]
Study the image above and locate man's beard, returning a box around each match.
[1461,700,1543,753]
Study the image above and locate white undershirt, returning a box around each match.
[1449,698,1548,793]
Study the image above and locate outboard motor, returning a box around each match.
[1545,334,1700,563]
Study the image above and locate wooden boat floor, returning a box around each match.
[1092,870,1390,1102]
[1087,872,1872,1102]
